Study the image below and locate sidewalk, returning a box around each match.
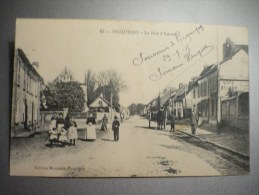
[176,124,249,158]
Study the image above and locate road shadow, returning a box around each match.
[101,138,114,142]
[78,138,95,142]
[134,126,156,130]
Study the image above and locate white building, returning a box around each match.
[11,49,44,137]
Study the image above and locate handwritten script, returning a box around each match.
[131,25,214,81]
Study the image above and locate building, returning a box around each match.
[88,93,117,120]
[11,49,44,137]
[54,66,74,83]
[218,47,249,130]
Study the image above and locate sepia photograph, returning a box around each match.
[10,19,249,177]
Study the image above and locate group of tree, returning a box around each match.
[85,69,127,112]
[41,67,127,112]
[41,81,85,111]
[128,103,146,116]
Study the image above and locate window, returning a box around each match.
[204,81,207,96]
[211,99,214,116]
[17,60,21,86]
[24,70,26,90]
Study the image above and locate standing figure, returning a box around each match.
[157,109,162,130]
[85,113,96,140]
[68,120,78,146]
[101,113,108,131]
[190,111,198,135]
[65,113,72,130]
[56,113,65,133]
[112,116,120,141]
[170,114,175,132]
[49,112,58,132]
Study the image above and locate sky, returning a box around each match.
[15,19,248,107]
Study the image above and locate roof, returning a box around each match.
[88,93,112,108]
[221,47,248,65]
[199,64,214,77]
[17,48,44,84]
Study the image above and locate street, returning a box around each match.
[10,116,249,177]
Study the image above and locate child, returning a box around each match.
[58,127,68,147]
[68,121,78,146]
[49,125,58,148]
[112,116,120,141]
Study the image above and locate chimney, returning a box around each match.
[32,62,39,69]
[223,37,234,60]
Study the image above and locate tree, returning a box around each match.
[42,81,85,111]
[128,103,145,116]
[85,69,127,112]
[85,69,97,105]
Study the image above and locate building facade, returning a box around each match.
[11,49,44,137]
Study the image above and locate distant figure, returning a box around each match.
[101,113,108,131]
[157,108,165,130]
[68,121,78,146]
[112,116,120,141]
[157,109,162,130]
[190,111,198,135]
[170,114,175,132]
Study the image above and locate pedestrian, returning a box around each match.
[157,109,162,130]
[170,114,175,132]
[56,113,65,133]
[85,113,96,140]
[190,111,198,135]
[112,116,120,141]
[65,113,72,130]
[101,113,108,131]
[68,120,78,146]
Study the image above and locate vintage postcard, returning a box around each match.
[10,19,249,177]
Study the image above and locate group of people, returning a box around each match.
[155,109,199,135]
[48,112,78,147]
[48,112,122,147]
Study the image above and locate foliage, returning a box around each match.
[128,103,145,116]
[85,69,127,112]
[41,81,85,111]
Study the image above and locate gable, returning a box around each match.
[89,96,110,108]
[220,49,248,80]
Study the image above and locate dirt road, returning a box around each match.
[10,116,248,177]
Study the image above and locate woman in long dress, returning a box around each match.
[85,113,96,140]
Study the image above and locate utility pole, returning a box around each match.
[216,39,221,134]
[184,84,187,118]
[110,93,113,120]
